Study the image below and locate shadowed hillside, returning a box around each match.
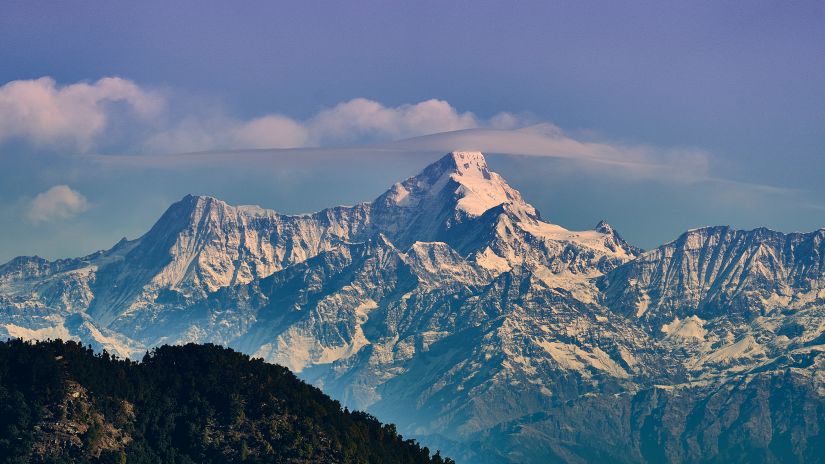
[0,339,453,464]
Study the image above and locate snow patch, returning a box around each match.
[475,247,511,273]
[661,316,707,341]
[4,322,71,341]
[521,221,633,261]
[635,292,651,317]
[537,340,629,378]
[701,335,765,365]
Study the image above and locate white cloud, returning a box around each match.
[27,185,90,223]
[233,115,310,148]
[0,77,163,150]
[144,114,311,153]
[307,98,481,145]
[144,97,524,153]
[0,76,550,156]
[0,75,708,184]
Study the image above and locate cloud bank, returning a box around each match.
[0,77,163,150]
[146,97,525,153]
[0,76,532,154]
[0,76,712,183]
[0,75,715,185]
[2,76,818,207]
[27,185,90,223]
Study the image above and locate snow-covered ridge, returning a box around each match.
[2,151,824,463]
[149,152,634,290]
[0,150,640,357]
[442,151,536,218]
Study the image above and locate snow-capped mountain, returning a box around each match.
[2,152,823,463]
[600,226,825,382]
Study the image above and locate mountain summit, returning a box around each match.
[392,151,538,218]
[1,153,824,463]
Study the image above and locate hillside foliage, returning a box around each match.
[0,339,454,464]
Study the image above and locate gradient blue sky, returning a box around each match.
[1,0,823,261]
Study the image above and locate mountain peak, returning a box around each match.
[447,151,489,174]
[595,220,614,234]
[408,151,536,218]
[172,194,226,215]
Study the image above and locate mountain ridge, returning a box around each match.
[1,152,824,463]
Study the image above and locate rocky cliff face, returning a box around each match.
[599,226,825,384]
[1,152,823,463]
[601,226,825,323]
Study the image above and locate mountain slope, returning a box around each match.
[599,226,825,381]
[1,152,824,463]
[0,339,454,464]
[601,226,825,322]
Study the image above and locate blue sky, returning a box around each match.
[1,0,823,261]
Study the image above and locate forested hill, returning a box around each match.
[0,340,454,464]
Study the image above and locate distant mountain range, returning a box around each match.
[2,152,824,463]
